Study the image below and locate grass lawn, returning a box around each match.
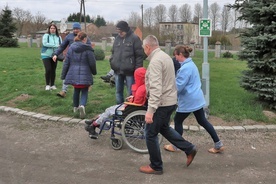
[0,43,274,124]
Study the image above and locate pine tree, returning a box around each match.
[94,16,106,28]
[0,6,18,47]
[230,0,276,109]
[0,6,17,38]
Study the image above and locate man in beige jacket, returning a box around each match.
[139,35,197,175]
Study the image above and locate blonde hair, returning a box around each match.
[74,31,87,41]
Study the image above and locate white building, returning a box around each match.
[159,22,201,46]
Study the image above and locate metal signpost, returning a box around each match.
[201,0,211,117]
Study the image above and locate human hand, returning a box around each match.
[52,55,57,62]
[126,95,134,102]
[145,112,153,124]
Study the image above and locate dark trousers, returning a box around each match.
[174,108,220,143]
[42,58,57,86]
[145,105,195,171]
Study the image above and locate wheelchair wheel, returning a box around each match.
[121,110,163,154]
[110,136,123,150]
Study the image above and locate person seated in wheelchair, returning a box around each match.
[85,67,147,139]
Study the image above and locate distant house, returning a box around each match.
[51,21,88,32]
[159,22,201,45]
[36,21,143,43]
[36,21,90,38]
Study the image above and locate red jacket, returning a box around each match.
[131,67,147,105]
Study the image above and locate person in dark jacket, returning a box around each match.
[61,32,97,119]
[172,57,181,75]
[110,21,144,104]
[53,22,92,98]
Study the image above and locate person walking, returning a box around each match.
[61,32,97,119]
[110,21,144,104]
[53,22,92,98]
[139,35,197,175]
[41,24,62,91]
[163,45,224,154]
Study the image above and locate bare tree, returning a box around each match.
[144,7,154,29]
[153,4,167,24]
[221,5,231,34]
[179,4,192,22]
[232,9,250,30]
[193,3,202,23]
[232,9,238,32]
[168,5,178,22]
[127,11,141,27]
[32,11,47,32]
[209,2,220,31]
[12,7,32,36]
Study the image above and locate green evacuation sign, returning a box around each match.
[199,19,212,37]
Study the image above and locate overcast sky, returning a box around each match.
[1,0,235,23]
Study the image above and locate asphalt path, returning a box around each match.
[0,111,275,184]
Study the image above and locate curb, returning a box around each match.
[1,106,276,132]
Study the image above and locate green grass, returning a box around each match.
[0,43,274,124]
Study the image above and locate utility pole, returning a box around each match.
[141,4,143,39]
[202,0,210,117]
[79,0,87,32]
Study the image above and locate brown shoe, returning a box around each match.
[164,144,180,152]
[186,147,197,167]
[57,91,66,98]
[139,165,163,175]
[208,146,225,154]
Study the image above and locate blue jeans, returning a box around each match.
[73,87,89,107]
[114,74,134,104]
[62,80,68,93]
[174,108,220,143]
[145,105,195,171]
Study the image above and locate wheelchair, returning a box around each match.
[93,103,163,154]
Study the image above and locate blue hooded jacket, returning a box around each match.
[61,41,97,86]
[176,58,205,112]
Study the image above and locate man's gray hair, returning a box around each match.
[143,35,159,47]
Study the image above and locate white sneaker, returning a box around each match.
[79,105,86,119]
[50,85,57,90]
[73,107,78,113]
[45,85,50,90]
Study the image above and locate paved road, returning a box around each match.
[0,111,275,184]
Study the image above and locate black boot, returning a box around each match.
[100,75,112,82]
[84,124,99,139]
[85,120,93,126]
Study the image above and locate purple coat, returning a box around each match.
[61,41,97,85]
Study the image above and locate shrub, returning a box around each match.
[223,51,233,58]
[0,36,18,47]
[94,48,105,60]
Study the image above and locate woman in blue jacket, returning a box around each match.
[61,32,97,119]
[41,24,62,90]
[164,45,224,154]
